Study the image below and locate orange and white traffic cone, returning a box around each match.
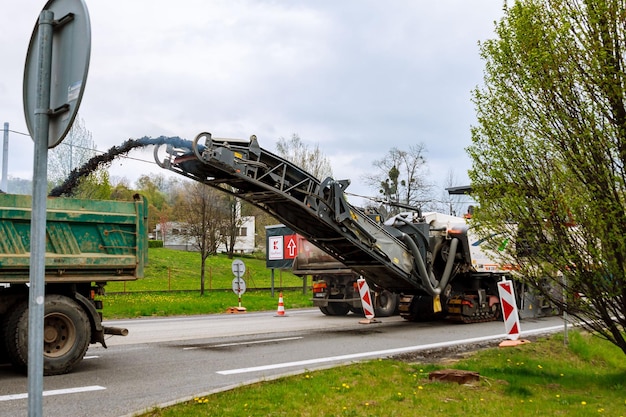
[275,292,286,316]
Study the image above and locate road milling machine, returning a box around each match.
[154,132,545,323]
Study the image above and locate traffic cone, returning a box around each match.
[275,292,286,316]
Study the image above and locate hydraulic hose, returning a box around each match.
[400,233,440,296]
[438,237,459,293]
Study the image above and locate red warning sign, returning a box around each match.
[283,234,298,259]
[357,277,375,319]
[497,279,521,340]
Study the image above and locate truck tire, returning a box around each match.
[374,290,398,317]
[4,295,91,376]
[324,301,351,316]
[318,306,330,315]
[0,314,9,365]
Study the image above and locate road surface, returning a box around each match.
[0,309,568,417]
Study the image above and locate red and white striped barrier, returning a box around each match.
[357,277,376,322]
[497,278,520,340]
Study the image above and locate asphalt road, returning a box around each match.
[0,309,568,417]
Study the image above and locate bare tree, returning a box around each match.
[363,144,432,216]
[48,116,97,184]
[275,134,333,180]
[179,182,230,295]
[221,188,246,259]
[438,170,471,217]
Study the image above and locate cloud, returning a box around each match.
[0,0,503,200]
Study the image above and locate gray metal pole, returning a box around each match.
[1,122,8,192]
[28,10,54,417]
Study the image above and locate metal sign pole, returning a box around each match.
[22,2,90,413]
[28,9,54,417]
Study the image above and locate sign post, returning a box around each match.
[22,1,90,415]
[229,259,247,313]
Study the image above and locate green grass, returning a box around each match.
[141,331,626,417]
[100,290,312,319]
[108,248,304,292]
[98,248,312,319]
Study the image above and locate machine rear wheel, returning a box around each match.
[374,290,398,317]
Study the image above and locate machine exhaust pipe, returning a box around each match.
[103,326,129,336]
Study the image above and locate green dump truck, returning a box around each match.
[0,193,147,375]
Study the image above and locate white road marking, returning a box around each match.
[183,336,303,350]
[0,385,106,402]
[217,325,565,375]
[83,355,99,360]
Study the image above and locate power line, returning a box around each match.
[4,125,163,168]
[8,129,30,137]
[55,141,157,165]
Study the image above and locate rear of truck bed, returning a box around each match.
[0,193,147,375]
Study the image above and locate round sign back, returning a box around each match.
[232,277,246,295]
[23,0,91,148]
[231,259,245,278]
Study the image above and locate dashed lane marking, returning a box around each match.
[183,336,303,350]
[0,385,106,402]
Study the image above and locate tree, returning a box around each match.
[221,190,246,259]
[70,170,112,200]
[467,0,626,354]
[363,144,432,216]
[110,179,135,201]
[268,134,335,239]
[48,116,96,184]
[275,134,333,180]
[439,170,471,217]
[179,181,231,295]
[135,174,171,239]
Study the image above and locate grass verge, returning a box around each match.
[99,248,313,318]
[100,289,313,319]
[107,248,304,292]
[141,331,626,417]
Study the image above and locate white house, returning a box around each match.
[154,216,256,253]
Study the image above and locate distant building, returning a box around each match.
[153,216,256,253]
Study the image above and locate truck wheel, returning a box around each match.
[324,301,350,316]
[374,290,398,317]
[4,300,29,371]
[350,306,364,316]
[4,295,91,376]
[318,306,330,315]
[0,314,9,365]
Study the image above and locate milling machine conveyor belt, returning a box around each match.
[155,132,424,293]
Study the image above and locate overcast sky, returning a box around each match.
[1,1,504,203]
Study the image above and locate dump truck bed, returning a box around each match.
[0,193,147,283]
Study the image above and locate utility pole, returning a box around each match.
[2,122,8,192]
